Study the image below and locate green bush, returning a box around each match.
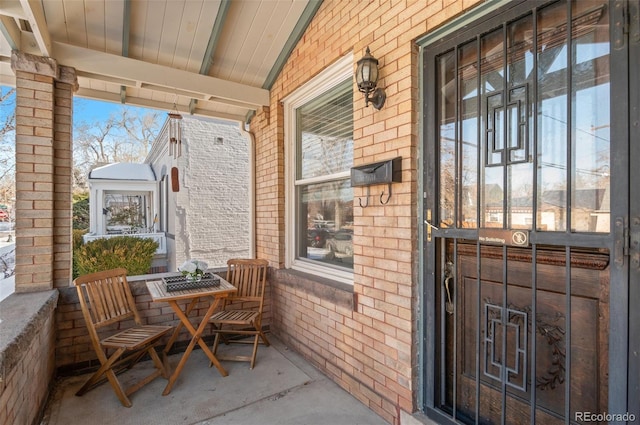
[72,229,88,278]
[73,229,87,251]
[72,195,90,230]
[74,236,158,277]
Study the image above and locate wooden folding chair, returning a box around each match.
[74,268,173,407]
[208,258,270,369]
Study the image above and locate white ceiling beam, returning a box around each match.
[76,87,246,123]
[0,0,26,19]
[19,0,51,56]
[139,83,207,101]
[0,72,14,86]
[53,41,270,108]
[76,70,137,87]
[0,15,20,49]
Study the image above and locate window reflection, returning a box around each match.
[298,181,354,268]
[436,0,610,233]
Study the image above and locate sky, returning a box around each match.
[1,85,160,126]
[73,96,159,124]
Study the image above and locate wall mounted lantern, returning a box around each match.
[355,47,386,110]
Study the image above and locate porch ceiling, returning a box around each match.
[0,0,322,123]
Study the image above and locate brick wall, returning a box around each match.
[11,52,76,292]
[251,0,481,424]
[0,292,58,425]
[14,69,56,292]
[52,73,74,289]
[146,116,252,272]
[54,274,271,372]
[175,117,251,268]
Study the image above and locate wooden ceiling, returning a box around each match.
[0,0,322,123]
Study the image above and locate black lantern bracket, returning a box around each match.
[364,88,386,110]
[351,157,401,207]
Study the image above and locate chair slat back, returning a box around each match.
[74,268,141,329]
[226,259,268,302]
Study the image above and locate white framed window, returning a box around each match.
[103,191,153,234]
[284,53,354,284]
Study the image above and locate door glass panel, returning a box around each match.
[537,1,610,232]
[481,28,504,228]
[536,0,568,231]
[571,1,610,232]
[459,41,479,228]
[506,15,534,229]
[439,51,456,226]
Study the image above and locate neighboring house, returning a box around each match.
[145,115,251,272]
[83,162,168,272]
[84,116,251,274]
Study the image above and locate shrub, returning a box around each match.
[72,229,88,278]
[73,229,87,251]
[72,195,90,230]
[74,236,158,277]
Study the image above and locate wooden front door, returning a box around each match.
[422,0,634,423]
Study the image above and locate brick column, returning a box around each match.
[10,51,77,292]
[53,66,77,288]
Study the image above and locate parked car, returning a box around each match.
[325,230,353,258]
[307,226,331,248]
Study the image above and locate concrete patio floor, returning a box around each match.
[41,336,389,425]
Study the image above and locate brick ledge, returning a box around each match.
[0,290,59,384]
[272,268,353,310]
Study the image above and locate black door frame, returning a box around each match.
[419,0,636,421]
[625,0,640,417]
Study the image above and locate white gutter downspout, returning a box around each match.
[238,118,256,259]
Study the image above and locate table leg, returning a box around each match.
[163,298,199,354]
[192,297,229,377]
[162,297,227,395]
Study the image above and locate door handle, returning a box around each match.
[425,209,438,241]
[444,276,454,315]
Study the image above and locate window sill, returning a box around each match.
[272,268,354,311]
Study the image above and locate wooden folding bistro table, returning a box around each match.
[146,276,237,395]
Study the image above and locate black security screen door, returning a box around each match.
[422,0,635,423]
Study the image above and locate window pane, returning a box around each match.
[104,192,149,233]
[570,0,609,232]
[438,50,456,227]
[298,80,353,180]
[459,42,479,228]
[480,28,504,228]
[537,2,568,231]
[297,180,354,269]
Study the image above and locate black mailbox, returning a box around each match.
[350,157,402,187]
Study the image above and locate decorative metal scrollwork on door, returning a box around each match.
[485,84,530,167]
[483,298,566,392]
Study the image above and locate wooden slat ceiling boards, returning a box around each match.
[0,0,323,123]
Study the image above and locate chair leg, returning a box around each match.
[148,346,170,379]
[76,347,125,397]
[258,329,270,346]
[249,334,260,369]
[105,368,133,407]
[212,329,221,355]
[210,330,222,368]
